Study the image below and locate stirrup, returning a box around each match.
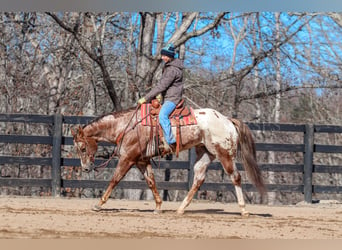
[159,138,174,155]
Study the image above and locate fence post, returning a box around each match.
[188,148,196,191]
[51,113,62,197]
[303,124,314,203]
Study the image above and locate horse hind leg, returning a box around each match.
[231,167,250,217]
[217,151,249,217]
[177,147,213,215]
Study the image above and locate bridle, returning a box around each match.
[74,135,97,165]
[78,105,150,171]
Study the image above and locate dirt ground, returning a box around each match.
[1,196,342,239]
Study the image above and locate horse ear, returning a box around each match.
[77,125,84,137]
[71,127,77,137]
[71,125,83,138]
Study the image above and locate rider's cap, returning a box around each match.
[161,43,175,58]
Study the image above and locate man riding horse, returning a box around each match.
[138,43,184,154]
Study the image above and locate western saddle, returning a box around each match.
[142,98,195,157]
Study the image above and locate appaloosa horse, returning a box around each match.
[72,107,265,216]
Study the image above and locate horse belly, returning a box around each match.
[171,125,202,149]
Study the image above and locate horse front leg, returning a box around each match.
[93,158,134,211]
[137,162,163,214]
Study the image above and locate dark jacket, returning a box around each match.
[145,58,184,105]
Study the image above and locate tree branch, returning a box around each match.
[175,12,227,47]
[218,15,317,84]
[239,84,341,102]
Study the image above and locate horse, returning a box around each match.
[72,106,265,216]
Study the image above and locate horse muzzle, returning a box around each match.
[82,162,95,173]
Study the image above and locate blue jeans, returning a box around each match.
[159,101,176,145]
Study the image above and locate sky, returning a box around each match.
[1,0,342,12]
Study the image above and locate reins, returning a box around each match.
[93,105,148,171]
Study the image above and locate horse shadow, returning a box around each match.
[182,209,272,218]
[95,208,272,218]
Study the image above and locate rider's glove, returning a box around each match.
[156,94,162,103]
[138,97,146,105]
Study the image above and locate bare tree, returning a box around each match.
[266,12,282,205]
[134,12,226,99]
[46,12,123,111]
[328,12,342,27]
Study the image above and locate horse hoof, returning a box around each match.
[176,209,184,215]
[153,209,162,215]
[241,211,250,217]
[92,205,102,212]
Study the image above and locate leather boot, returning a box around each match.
[159,137,174,155]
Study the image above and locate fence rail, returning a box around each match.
[1,113,342,203]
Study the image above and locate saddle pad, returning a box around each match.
[141,103,197,127]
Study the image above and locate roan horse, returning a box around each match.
[72,106,265,216]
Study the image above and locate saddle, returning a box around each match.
[140,99,197,157]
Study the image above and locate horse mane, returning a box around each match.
[83,107,137,129]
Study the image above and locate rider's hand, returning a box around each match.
[138,97,146,105]
[156,94,162,103]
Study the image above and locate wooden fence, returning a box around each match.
[0,113,342,203]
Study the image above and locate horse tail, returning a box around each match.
[230,118,266,195]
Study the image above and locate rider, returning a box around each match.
[138,43,184,153]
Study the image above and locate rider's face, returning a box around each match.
[161,55,172,63]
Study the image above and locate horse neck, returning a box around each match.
[83,116,121,143]
[83,109,137,143]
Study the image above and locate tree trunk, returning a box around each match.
[135,12,156,96]
[267,12,281,205]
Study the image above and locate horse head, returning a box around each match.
[71,126,98,172]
